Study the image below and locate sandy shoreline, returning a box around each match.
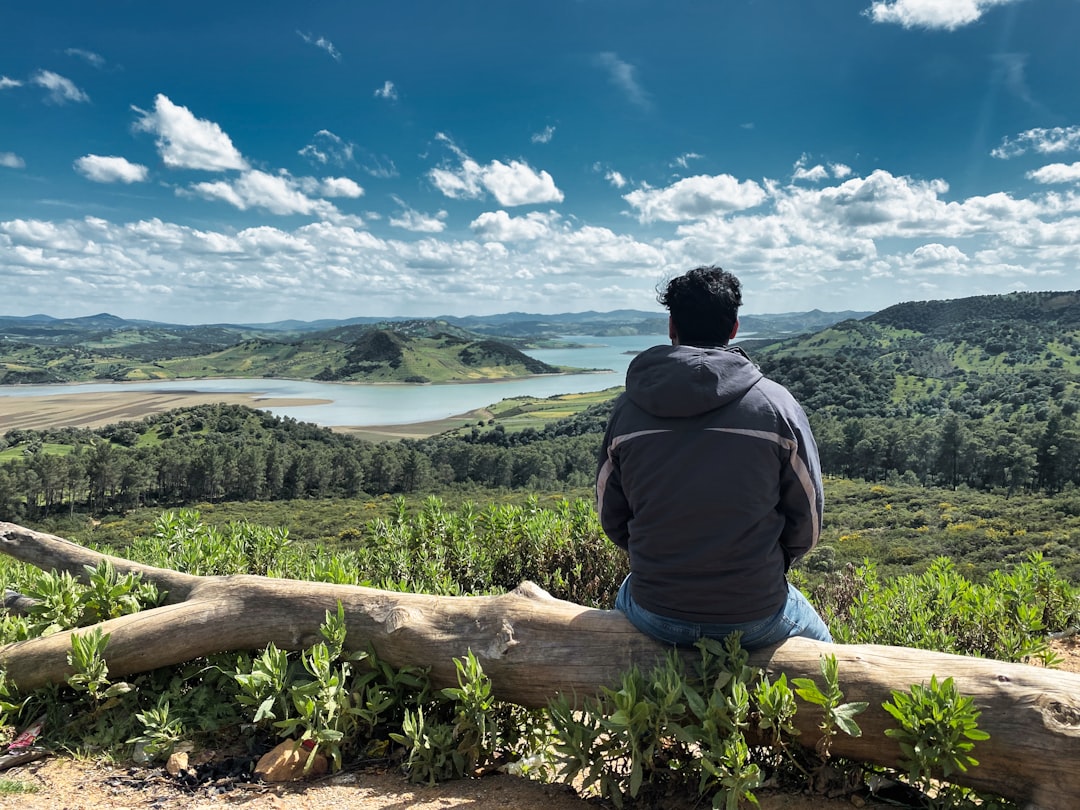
[0,390,481,440]
[0,391,332,433]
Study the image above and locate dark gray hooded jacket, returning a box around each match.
[596,344,823,623]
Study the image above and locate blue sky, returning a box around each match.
[2,0,1079,324]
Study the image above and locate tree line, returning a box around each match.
[0,404,599,519]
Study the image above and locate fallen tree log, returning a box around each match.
[0,522,1078,808]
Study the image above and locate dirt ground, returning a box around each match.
[1,636,1075,810]
[0,757,878,810]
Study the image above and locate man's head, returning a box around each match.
[657,265,742,347]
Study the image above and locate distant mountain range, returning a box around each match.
[0,307,870,386]
[12,291,1078,393]
[0,307,872,341]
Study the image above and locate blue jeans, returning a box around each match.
[615,575,833,650]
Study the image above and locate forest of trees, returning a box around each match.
[0,404,601,518]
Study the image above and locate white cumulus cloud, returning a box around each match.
[389,196,447,233]
[481,160,564,206]
[74,155,149,183]
[865,0,1019,30]
[992,126,1080,159]
[430,159,485,200]
[793,162,829,183]
[1027,162,1080,184]
[606,170,628,188]
[0,152,25,169]
[624,174,768,222]
[133,94,248,171]
[429,135,564,206]
[909,243,969,269]
[0,76,23,90]
[317,176,364,198]
[31,70,89,104]
[470,210,557,241]
[374,80,398,100]
[187,170,338,217]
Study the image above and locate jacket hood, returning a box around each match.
[625,344,763,418]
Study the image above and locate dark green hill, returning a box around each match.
[749,289,1080,421]
[0,320,567,384]
[868,290,1080,331]
[308,329,561,383]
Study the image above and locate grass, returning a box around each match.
[0,779,41,795]
[0,442,74,461]
[445,388,620,436]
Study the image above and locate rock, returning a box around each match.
[254,739,328,782]
[165,751,189,776]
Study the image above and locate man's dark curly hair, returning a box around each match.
[657,265,742,347]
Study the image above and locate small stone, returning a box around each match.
[254,739,328,782]
[165,751,189,776]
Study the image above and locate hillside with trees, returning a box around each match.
[0,319,569,384]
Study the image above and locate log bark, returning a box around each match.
[1,522,1078,808]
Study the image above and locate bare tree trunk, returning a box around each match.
[1,521,1077,808]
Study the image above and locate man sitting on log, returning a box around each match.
[596,265,832,650]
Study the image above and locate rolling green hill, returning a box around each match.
[750,289,1080,420]
[0,321,570,384]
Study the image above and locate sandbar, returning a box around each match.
[0,391,331,433]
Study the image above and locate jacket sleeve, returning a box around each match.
[595,412,631,550]
[777,403,823,568]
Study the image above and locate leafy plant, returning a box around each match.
[66,628,117,701]
[128,697,186,760]
[22,570,85,636]
[233,603,433,774]
[547,635,835,810]
[233,644,294,725]
[391,649,550,786]
[82,559,160,621]
[392,705,462,785]
[791,653,868,757]
[439,649,497,774]
[883,675,990,809]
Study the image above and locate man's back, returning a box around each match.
[597,343,822,624]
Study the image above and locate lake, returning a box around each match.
[0,334,664,427]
